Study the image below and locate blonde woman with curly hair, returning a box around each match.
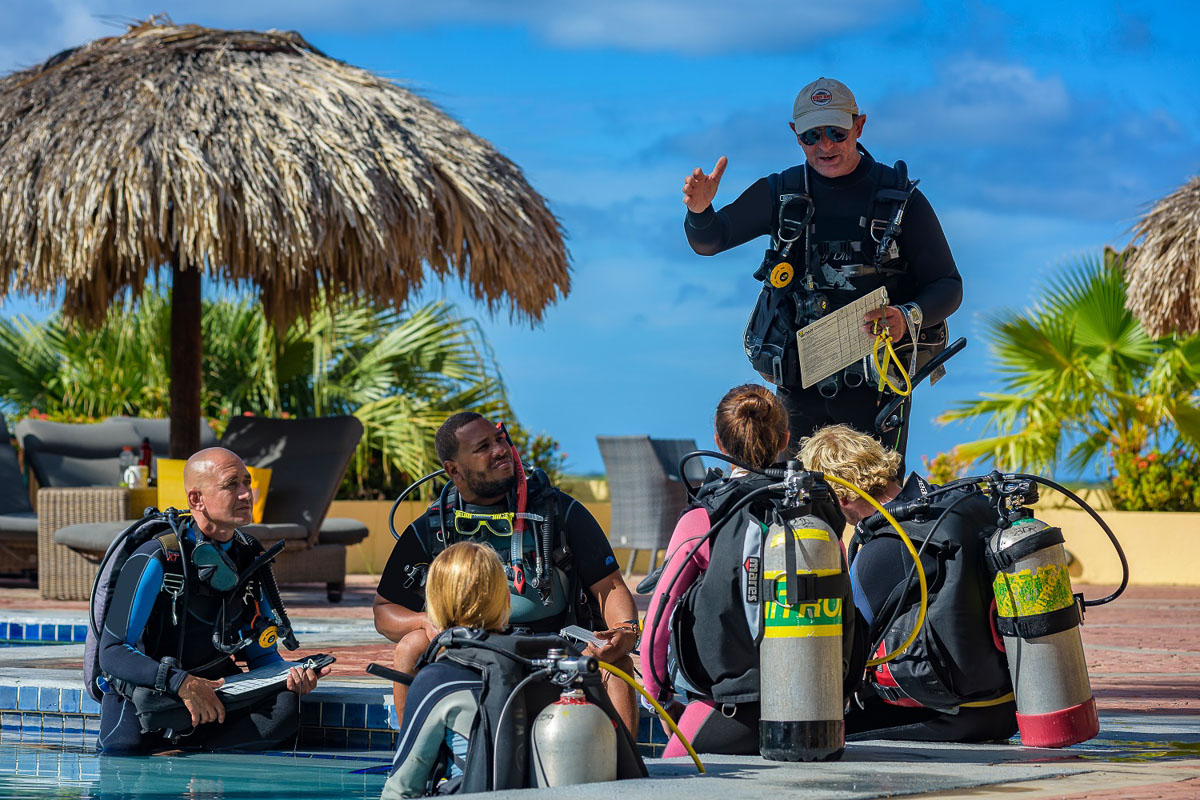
[383,542,509,799]
[799,424,1016,744]
[798,424,903,523]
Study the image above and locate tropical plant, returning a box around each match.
[940,249,1200,479]
[0,288,517,498]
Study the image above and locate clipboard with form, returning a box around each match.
[795,287,889,389]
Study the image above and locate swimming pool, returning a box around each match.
[0,741,391,799]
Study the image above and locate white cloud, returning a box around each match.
[0,0,915,71]
[871,58,1072,146]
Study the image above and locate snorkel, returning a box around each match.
[497,422,530,594]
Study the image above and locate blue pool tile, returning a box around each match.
[369,730,396,751]
[20,713,41,732]
[81,694,101,715]
[83,716,100,734]
[343,703,366,729]
[17,687,38,711]
[57,625,71,641]
[324,729,348,749]
[347,730,370,750]
[388,705,399,730]
[366,703,389,729]
[320,702,344,728]
[0,685,17,709]
[41,715,63,733]
[300,725,323,746]
[0,622,7,638]
[8,623,22,639]
[60,690,80,714]
[27,624,41,641]
[38,689,60,713]
[74,625,87,642]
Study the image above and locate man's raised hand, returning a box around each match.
[682,156,728,214]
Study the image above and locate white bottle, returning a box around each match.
[118,446,136,485]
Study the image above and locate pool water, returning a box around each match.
[0,742,391,799]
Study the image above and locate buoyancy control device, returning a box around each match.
[891,471,1129,747]
[388,424,590,630]
[413,629,646,794]
[743,154,936,392]
[84,508,297,728]
[641,452,854,761]
[850,476,1012,712]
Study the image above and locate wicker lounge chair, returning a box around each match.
[596,435,704,575]
[0,413,38,578]
[24,416,367,601]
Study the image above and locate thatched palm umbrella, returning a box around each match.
[0,20,569,457]
[1124,176,1200,338]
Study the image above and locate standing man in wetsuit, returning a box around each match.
[97,448,328,754]
[683,77,962,457]
[372,412,639,734]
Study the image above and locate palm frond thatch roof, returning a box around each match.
[1124,176,1200,337]
[0,20,570,326]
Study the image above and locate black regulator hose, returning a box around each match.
[1010,472,1129,607]
[914,471,1129,607]
[388,468,446,541]
[678,450,786,500]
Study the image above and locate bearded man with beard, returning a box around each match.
[373,413,639,732]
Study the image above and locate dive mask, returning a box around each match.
[192,539,239,592]
[453,510,514,538]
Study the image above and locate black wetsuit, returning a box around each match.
[685,153,962,456]
[96,525,298,753]
[377,490,620,633]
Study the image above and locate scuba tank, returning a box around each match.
[989,515,1097,747]
[759,463,848,762]
[531,687,617,787]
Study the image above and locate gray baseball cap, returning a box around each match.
[792,77,858,131]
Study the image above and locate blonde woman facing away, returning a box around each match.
[382,542,509,799]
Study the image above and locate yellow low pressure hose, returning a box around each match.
[822,474,928,667]
[872,328,913,397]
[598,660,705,774]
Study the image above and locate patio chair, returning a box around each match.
[596,435,705,576]
[36,416,368,602]
[0,413,38,578]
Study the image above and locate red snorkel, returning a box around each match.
[497,422,528,594]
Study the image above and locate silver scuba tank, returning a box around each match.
[759,512,846,761]
[990,516,1098,747]
[530,688,617,787]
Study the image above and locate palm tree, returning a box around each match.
[940,250,1200,476]
[0,289,512,494]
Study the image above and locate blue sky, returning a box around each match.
[1,1,1198,477]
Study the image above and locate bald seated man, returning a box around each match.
[96,447,329,754]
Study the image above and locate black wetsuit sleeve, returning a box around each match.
[98,544,188,695]
[684,177,774,256]
[898,189,962,326]
[558,493,620,589]
[850,536,938,637]
[376,521,432,611]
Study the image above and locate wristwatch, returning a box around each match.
[899,302,923,329]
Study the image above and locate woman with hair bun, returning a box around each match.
[642,384,849,756]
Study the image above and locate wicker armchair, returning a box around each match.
[596,435,704,575]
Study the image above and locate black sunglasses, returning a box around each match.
[798,126,850,146]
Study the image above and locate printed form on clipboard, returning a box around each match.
[796,287,889,389]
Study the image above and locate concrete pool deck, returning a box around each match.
[1,576,1197,797]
